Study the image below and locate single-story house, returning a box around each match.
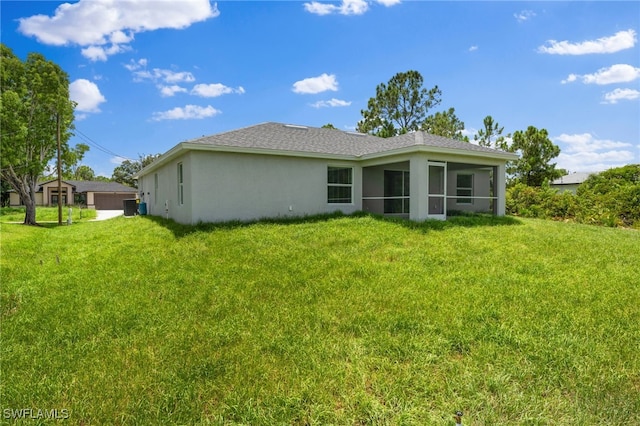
[9,180,138,210]
[136,122,519,224]
[550,172,593,194]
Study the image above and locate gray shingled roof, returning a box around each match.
[551,172,593,185]
[185,122,511,157]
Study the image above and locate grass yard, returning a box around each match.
[1,213,638,425]
[0,207,97,223]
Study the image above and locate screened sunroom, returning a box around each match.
[361,160,502,220]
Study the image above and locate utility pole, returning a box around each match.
[57,112,62,225]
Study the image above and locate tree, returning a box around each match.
[321,123,337,129]
[0,44,75,225]
[474,115,506,148]
[421,107,468,141]
[504,126,563,187]
[357,70,442,137]
[61,143,90,178]
[73,165,95,181]
[112,153,161,188]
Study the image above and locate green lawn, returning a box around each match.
[1,213,638,424]
[0,207,97,223]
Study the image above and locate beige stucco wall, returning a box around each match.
[9,192,21,206]
[9,184,66,206]
[140,151,362,224]
[41,181,74,206]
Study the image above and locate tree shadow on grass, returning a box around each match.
[141,210,523,238]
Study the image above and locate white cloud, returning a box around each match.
[18,0,219,61]
[555,133,632,153]
[462,127,477,142]
[110,156,128,165]
[514,10,536,23]
[158,85,188,97]
[304,0,369,16]
[292,73,339,94]
[602,88,640,104]
[304,2,337,16]
[561,74,578,84]
[124,58,148,71]
[110,30,134,44]
[310,98,352,108]
[151,105,221,121]
[81,43,131,61]
[468,45,478,52]
[69,79,106,113]
[125,60,196,89]
[538,29,637,55]
[144,69,196,84]
[561,64,640,85]
[376,0,401,6]
[191,83,245,97]
[124,59,247,99]
[554,133,634,172]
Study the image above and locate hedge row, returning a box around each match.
[506,164,640,228]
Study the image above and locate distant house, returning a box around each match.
[551,172,593,194]
[9,180,137,210]
[136,122,518,225]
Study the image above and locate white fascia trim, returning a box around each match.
[360,145,519,162]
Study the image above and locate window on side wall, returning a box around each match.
[154,173,158,205]
[177,163,184,205]
[327,166,353,204]
[456,173,473,204]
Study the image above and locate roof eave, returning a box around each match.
[136,143,359,175]
[360,145,519,161]
[136,139,518,179]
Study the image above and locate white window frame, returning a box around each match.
[327,166,353,204]
[177,163,184,206]
[456,173,474,205]
[154,173,158,205]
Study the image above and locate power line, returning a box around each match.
[74,128,134,162]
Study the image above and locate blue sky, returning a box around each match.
[2,0,639,177]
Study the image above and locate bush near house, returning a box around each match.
[506,164,640,228]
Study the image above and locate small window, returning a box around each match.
[456,173,473,204]
[177,163,184,205]
[328,166,353,204]
[154,173,158,205]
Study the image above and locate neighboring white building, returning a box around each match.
[136,122,518,224]
[551,172,593,194]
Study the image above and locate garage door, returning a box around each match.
[94,193,134,210]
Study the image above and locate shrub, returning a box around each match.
[506,182,577,220]
[507,165,640,228]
